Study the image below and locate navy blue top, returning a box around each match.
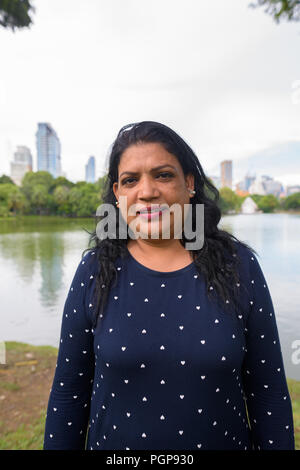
[43,242,295,450]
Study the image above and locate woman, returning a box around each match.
[43,121,294,450]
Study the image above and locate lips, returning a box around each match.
[139,208,162,214]
[138,205,167,214]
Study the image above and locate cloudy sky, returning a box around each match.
[0,0,300,185]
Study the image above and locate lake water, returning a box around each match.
[0,213,299,380]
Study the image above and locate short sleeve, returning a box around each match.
[43,251,96,450]
[241,252,295,450]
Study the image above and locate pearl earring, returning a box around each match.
[189,189,196,195]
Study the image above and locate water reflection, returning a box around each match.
[37,232,64,308]
[0,228,63,308]
[0,217,94,341]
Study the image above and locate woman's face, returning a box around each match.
[112,142,194,241]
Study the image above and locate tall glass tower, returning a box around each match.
[85,156,96,183]
[36,123,62,178]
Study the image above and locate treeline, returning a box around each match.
[0,172,106,217]
[218,187,300,214]
[0,171,299,217]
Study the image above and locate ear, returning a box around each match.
[185,173,195,192]
[112,181,119,201]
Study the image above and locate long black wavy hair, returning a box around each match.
[83,120,258,330]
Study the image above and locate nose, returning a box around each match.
[137,175,160,200]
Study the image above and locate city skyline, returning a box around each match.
[0,0,300,186]
[6,123,300,198]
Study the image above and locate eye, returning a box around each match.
[122,177,136,185]
[121,172,174,186]
[157,172,173,179]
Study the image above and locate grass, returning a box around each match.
[0,341,58,450]
[287,378,300,450]
[0,341,299,450]
[0,412,46,450]
[0,381,21,392]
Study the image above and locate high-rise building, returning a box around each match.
[220,160,232,189]
[243,171,256,192]
[36,123,62,178]
[10,146,33,185]
[85,156,96,183]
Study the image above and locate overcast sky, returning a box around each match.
[0,0,300,185]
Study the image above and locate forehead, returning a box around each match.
[118,142,181,172]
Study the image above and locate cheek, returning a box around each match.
[170,188,190,207]
[164,182,185,199]
[119,199,140,223]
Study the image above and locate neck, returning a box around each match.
[127,238,189,258]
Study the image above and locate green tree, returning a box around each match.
[257,194,280,212]
[68,187,82,216]
[282,192,300,209]
[21,171,54,205]
[53,185,72,215]
[0,174,15,184]
[95,175,108,197]
[0,0,35,31]
[30,184,53,215]
[0,183,26,215]
[68,184,101,217]
[249,0,300,23]
[21,171,55,214]
[50,176,75,193]
[74,180,88,188]
[219,187,240,214]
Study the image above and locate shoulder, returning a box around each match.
[233,241,272,299]
[233,239,258,262]
[72,248,99,286]
[232,240,261,281]
[80,248,98,269]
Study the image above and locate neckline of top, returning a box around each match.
[125,248,196,278]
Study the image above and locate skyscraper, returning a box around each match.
[36,123,62,178]
[10,146,33,185]
[85,156,96,183]
[220,160,232,190]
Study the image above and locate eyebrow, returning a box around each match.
[119,164,177,178]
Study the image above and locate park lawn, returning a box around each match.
[0,341,299,450]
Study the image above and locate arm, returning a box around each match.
[241,252,295,450]
[43,251,96,450]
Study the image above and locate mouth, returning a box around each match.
[137,205,168,219]
[138,204,168,213]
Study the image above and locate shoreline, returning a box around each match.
[0,341,299,450]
